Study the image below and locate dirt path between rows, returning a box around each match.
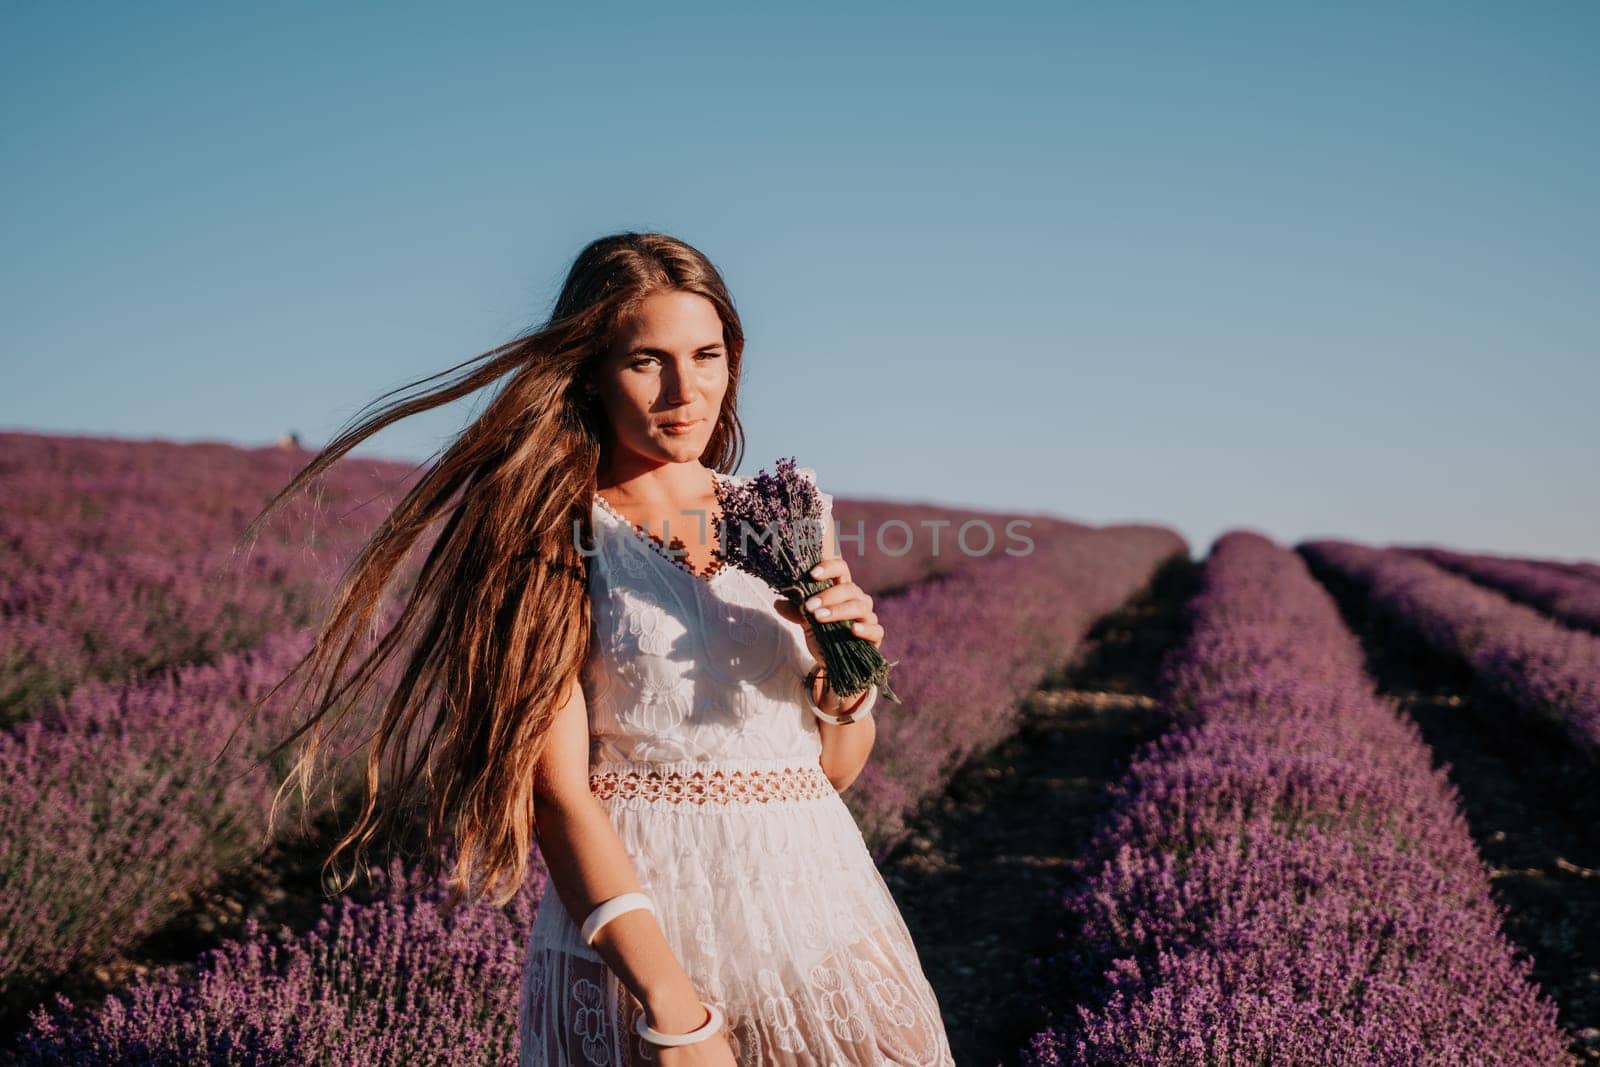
[879,558,1199,1065]
[1307,557,1600,1065]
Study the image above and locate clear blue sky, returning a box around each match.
[4,3,1596,561]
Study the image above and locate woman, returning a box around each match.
[246,232,955,1064]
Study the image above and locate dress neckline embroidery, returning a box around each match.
[593,471,733,586]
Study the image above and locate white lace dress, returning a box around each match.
[517,470,955,1066]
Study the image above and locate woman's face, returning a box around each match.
[593,289,729,467]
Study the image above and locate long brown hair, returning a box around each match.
[236,232,747,912]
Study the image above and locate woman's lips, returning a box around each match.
[661,420,699,434]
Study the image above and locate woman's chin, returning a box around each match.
[652,434,705,457]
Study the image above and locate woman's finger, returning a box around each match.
[845,619,884,646]
[804,588,872,621]
[808,557,847,582]
[784,593,884,648]
[802,579,864,611]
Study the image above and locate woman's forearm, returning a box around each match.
[532,792,708,1032]
[812,671,877,791]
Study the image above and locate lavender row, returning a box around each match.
[1020,530,1569,1065]
[0,542,356,726]
[851,520,1187,860]
[18,849,542,1065]
[0,628,369,1002]
[0,432,406,578]
[1396,543,1600,633]
[828,498,1087,595]
[0,435,415,722]
[1302,538,1600,760]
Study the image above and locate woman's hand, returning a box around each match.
[773,555,884,667]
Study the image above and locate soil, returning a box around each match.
[878,557,1200,1065]
[1305,553,1600,1065]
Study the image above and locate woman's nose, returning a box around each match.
[661,360,696,403]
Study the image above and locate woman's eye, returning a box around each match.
[630,353,720,368]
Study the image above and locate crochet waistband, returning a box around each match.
[588,756,835,807]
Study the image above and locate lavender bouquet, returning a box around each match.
[713,457,901,705]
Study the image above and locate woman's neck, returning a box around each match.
[596,459,715,511]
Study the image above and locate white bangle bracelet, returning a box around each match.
[636,1001,725,1046]
[813,686,876,725]
[581,891,655,946]
[804,665,877,725]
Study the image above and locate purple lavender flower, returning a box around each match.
[714,456,902,704]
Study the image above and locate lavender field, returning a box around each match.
[4,431,1599,1064]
